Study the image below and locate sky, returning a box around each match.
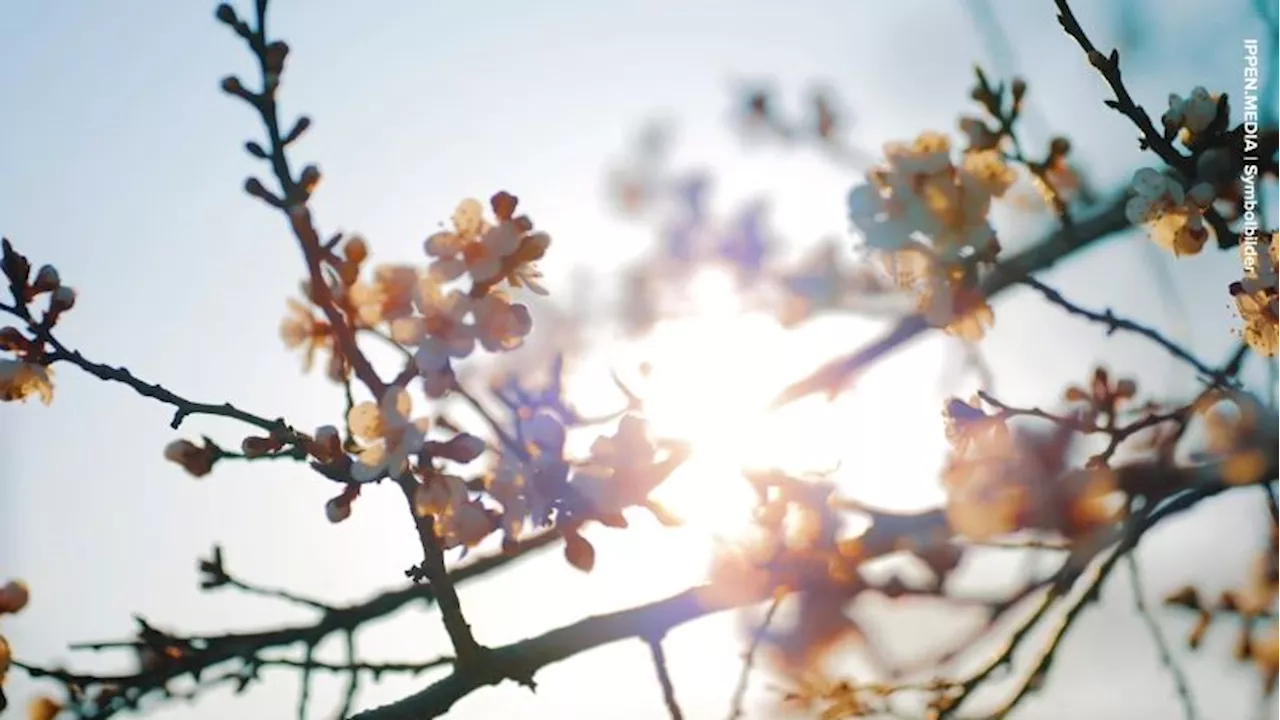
[1,1,1277,719]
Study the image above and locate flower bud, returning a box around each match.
[309,425,344,464]
[50,285,76,313]
[299,165,322,195]
[214,3,238,25]
[343,236,368,265]
[264,41,290,75]
[0,580,28,614]
[240,435,279,458]
[325,496,352,524]
[32,265,60,293]
[163,439,217,478]
[0,327,26,352]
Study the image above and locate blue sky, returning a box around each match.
[1,1,1276,718]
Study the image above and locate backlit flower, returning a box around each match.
[278,298,333,372]
[349,265,419,326]
[413,280,476,374]
[0,359,53,405]
[1162,87,1220,139]
[473,293,532,352]
[347,388,429,481]
[1125,169,1214,256]
[1231,282,1279,358]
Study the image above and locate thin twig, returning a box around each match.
[1126,553,1198,720]
[727,595,782,720]
[647,636,684,720]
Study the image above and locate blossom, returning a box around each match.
[1124,168,1215,256]
[851,133,1013,258]
[716,201,772,278]
[917,283,994,341]
[1230,282,1279,358]
[939,397,1032,540]
[425,193,540,286]
[278,298,333,372]
[941,396,1010,456]
[1063,366,1137,426]
[1162,87,1220,138]
[942,454,1027,541]
[472,293,533,352]
[414,472,469,517]
[412,280,476,374]
[571,415,666,517]
[414,473,494,550]
[518,410,573,509]
[0,358,53,404]
[163,439,218,478]
[1196,391,1277,485]
[436,500,495,550]
[348,265,418,326]
[424,199,488,281]
[346,388,429,481]
[778,240,852,326]
[504,232,551,295]
[848,133,1013,341]
[1058,467,1124,536]
[485,455,548,540]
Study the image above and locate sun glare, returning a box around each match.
[566,265,952,566]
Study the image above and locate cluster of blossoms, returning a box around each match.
[1194,388,1280,487]
[1161,86,1222,146]
[475,409,682,566]
[1126,86,1278,358]
[847,131,1016,341]
[277,192,549,395]
[606,131,901,336]
[186,191,683,562]
[1230,233,1279,358]
[0,241,77,405]
[1164,526,1279,693]
[1124,167,1217,256]
[938,373,1131,542]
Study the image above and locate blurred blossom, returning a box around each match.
[715,200,772,280]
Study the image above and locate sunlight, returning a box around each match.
[603,268,948,540]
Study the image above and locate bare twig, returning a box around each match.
[727,595,782,720]
[647,636,685,720]
[1126,553,1198,720]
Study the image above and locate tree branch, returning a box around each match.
[772,194,1131,408]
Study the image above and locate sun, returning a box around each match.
[571,268,945,542]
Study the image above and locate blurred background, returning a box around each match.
[1,0,1277,718]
